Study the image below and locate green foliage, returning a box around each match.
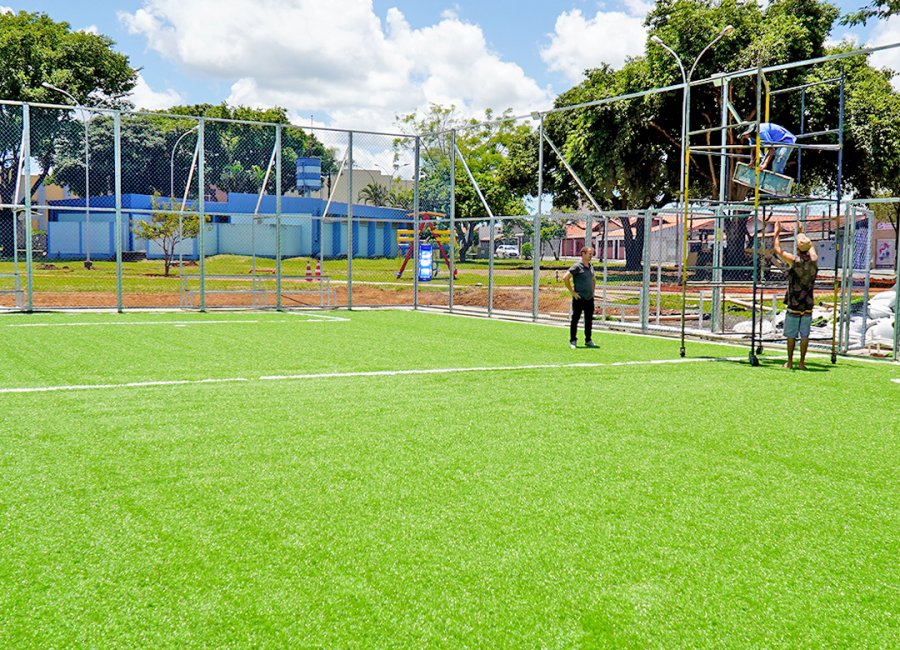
[522,217,567,260]
[388,185,414,211]
[0,10,136,229]
[396,105,536,261]
[50,104,336,199]
[130,193,209,276]
[0,11,135,105]
[357,182,390,206]
[841,0,900,24]
[184,104,335,195]
[550,0,900,272]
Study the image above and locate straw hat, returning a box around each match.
[797,234,812,252]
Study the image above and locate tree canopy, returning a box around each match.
[0,10,137,245]
[50,104,336,200]
[842,0,900,25]
[545,0,900,269]
[396,105,536,260]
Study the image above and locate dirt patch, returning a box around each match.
[0,285,574,312]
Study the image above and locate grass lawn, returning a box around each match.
[0,309,896,647]
[1,255,632,293]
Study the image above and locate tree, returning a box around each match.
[358,182,389,206]
[550,0,900,273]
[51,104,336,199]
[131,194,209,276]
[387,185,414,210]
[0,11,136,251]
[396,105,537,261]
[522,218,567,260]
[842,0,900,24]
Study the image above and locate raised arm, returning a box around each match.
[772,221,794,264]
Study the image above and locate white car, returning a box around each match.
[495,244,519,258]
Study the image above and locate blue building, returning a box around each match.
[46,193,410,260]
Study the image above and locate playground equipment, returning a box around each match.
[396,212,457,279]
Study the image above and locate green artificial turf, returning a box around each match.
[0,309,897,647]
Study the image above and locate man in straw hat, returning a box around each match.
[773,221,818,370]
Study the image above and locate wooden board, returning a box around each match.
[733,162,794,196]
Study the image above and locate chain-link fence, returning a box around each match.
[0,96,897,360]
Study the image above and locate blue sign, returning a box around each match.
[418,243,433,282]
[296,157,322,191]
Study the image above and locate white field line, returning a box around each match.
[892,378,900,384]
[0,378,250,394]
[260,357,730,382]
[4,315,349,327]
[285,311,350,322]
[0,356,739,395]
[7,320,268,328]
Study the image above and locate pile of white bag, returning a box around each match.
[846,286,898,346]
[739,285,897,348]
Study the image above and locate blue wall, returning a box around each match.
[46,193,411,260]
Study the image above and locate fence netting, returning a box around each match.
[0,99,896,359]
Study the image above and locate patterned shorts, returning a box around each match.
[784,312,811,339]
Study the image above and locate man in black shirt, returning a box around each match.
[562,246,597,349]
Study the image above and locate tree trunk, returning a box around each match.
[723,215,750,281]
[620,217,644,273]
[456,224,477,261]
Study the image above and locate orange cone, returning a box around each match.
[315,261,321,278]
[305,259,312,282]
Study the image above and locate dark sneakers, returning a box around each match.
[585,341,598,349]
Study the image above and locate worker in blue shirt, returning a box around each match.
[741,122,797,174]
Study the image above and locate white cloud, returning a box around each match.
[0,6,12,14]
[623,0,653,16]
[127,73,184,111]
[119,0,551,131]
[868,17,900,90]
[78,25,100,35]
[540,8,648,83]
[824,31,860,49]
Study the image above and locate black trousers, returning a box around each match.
[570,297,594,343]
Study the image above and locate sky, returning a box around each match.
[8,0,900,133]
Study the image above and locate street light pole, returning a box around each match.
[651,25,734,272]
[650,36,687,234]
[170,125,199,200]
[42,81,93,267]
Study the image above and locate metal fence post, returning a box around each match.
[347,131,353,310]
[641,211,651,332]
[858,208,873,348]
[488,215,495,318]
[893,246,900,362]
[22,104,33,311]
[449,131,456,313]
[839,205,854,353]
[197,118,206,311]
[114,111,123,311]
[533,116,543,321]
[712,76,729,333]
[275,124,283,311]
[413,136,420,309]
